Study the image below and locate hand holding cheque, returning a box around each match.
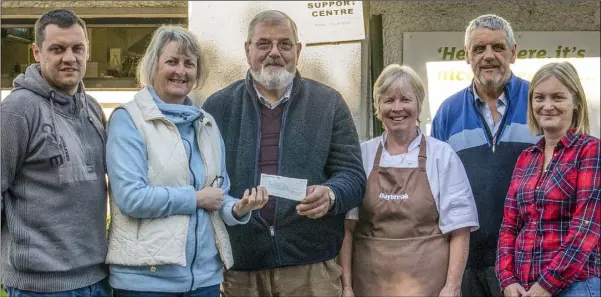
[260,174,333,219]
[196,186,269,217]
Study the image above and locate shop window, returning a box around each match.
[1,17,187,90]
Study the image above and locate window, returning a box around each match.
[1,17,187,90]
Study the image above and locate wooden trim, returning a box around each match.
[1,14,188,19]
[1,7,187,18]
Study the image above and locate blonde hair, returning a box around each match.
[527,61,590,135]
[372,64,425,122]
[137,25,207,90]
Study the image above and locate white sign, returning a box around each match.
[291,1,365,44]
[403,32,600,137]
[189,1,364,45]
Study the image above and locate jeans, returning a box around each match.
[5,279,111,297]
[557,278,600,297]
[113,285,220,297]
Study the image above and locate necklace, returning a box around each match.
[383,133,411,166]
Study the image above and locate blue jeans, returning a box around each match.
[5,279,111,297]
[113,285,220,297]
[557,277,600,297]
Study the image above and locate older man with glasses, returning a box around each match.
[203,9,366,297]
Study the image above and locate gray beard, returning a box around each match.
[476,74,507,92]
[250,66,295,90]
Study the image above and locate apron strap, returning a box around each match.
[418,134,427,169]
[373,142,384,170]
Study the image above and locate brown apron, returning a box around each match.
[352,135,450,297]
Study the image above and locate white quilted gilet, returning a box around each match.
[105,87,233,268]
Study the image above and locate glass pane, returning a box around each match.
[1,26,165,89]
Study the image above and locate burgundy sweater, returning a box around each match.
[258,103,285,225]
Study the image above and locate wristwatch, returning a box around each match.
[326,186,336,211]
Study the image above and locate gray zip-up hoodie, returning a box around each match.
[1,64,108,292]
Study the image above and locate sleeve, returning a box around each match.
[430,104,446,141]
[218,135,251,226]
[538,140,601,295]
[437,147,479,234]
[1,110,29,196]
[345,207,359,220]
[495,154,527,291]
[106,109,197,219]
[322,96,367,216]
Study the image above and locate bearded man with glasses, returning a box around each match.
[203,9,366,297]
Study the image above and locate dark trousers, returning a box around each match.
[462,266,502,297]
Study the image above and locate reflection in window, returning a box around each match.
[2,24,182,89]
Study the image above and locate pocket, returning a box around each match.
[585,277,600,297]
[58,163,98,184]
[323,258,343,280]
[544,164,577,201]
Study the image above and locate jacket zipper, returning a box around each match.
[167,119,198,291]
[269,101,291,265]
[250,90,294,266]
[188,116,207,291]
[471,86,510,153]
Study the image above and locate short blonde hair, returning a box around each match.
[137,25,207,90]
[527,61,590,135]
[372,64,425,122]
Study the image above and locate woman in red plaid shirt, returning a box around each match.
[496,61,600,297]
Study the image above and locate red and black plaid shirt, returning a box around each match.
[496,130,600,295]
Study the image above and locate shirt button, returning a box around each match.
[584,221,590,225]
[150,266,157,272]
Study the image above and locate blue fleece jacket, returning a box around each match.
[106,86,250,292]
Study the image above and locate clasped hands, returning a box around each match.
[504,282,552,297]
[195,185,333,219]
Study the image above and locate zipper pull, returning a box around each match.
[492,142,496,153]
[270,226,275,236]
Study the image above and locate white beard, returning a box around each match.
[250,65,295,90]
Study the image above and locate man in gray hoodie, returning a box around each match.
[1,9,110,296]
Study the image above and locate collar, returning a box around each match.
[472,80,507,106]
[381,126,423,154]
[252,80,293,109]
[533,128,580,151]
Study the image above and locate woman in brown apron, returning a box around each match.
[340,64,479,297]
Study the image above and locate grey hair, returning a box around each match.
[246,10,299,43]
[372,64,426,123]
[137,25,207,90]
[464,14,516,49]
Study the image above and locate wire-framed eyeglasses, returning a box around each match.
[252,39,296,52]
[211,176,224,188]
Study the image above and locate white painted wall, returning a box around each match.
[188,1,371,140]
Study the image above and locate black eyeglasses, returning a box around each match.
[211,176,224,188]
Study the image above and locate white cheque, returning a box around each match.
[259,174,308,202]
